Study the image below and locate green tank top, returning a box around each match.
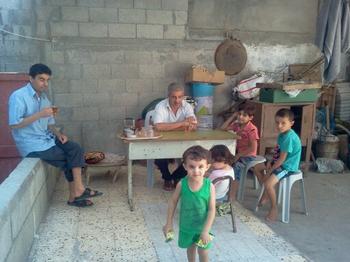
[179,177,211,233]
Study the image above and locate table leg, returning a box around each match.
[146,159,154,188]
[128,159,134,211]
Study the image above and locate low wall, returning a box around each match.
[0,158,59,262]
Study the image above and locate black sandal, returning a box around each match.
[67,199,93,207]
[75,188,103,201]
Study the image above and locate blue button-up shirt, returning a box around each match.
[8,83,56,157]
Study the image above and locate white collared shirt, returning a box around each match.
[153,98,196,124]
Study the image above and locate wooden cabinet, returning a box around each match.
[247,101,316,166]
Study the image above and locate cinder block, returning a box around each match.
[36,22,48,37]
[10,182,33,240]
[66,49,96,64]
[139,64,163,78]
[111,64,139,78]
[147,10,173,25]
[62,6,89,22]
[36,6,60,21]
[47,0,77,6]
[99,106,127,120]
[77,0,104,7]
[72,107,99,121]
[0,212,11,262]
[108,24,136,38]
[53,94,83,107]
[95,51,124,64]
[161,0,188,11]
[82,120,123,153]
[137,24,163,39]
[112,91,138,107]
[164,25,185,39]
[83,64,111,79]
[105,0,133,8]
[8,9,32,25]
[119,9,146,24]
[153,78,177,93]
[50,79,70,94]
[174,11,187,25]
[32,182,49,233]
[83,93,111,106]
[125,79,153,93]
[125,51,152,64]
[64,64,82,80]
[79,23,108,37]
[135,0,161,9]
[70,79,98,93]
[51,51,65,64]
[7,212,35,262]
[50,22,79,37]
[89,8,118,23]
[98,79,126,92]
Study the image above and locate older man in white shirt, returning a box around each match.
[153,82,197,191]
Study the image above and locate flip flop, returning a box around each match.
[75,188,103,201]
[67,199,93,207]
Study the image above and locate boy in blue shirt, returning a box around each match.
[259,108,301,221]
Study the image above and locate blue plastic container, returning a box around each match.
[192,83,214,97]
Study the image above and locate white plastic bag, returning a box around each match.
[233,74,265,99]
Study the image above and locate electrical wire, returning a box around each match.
[0,27,55,42]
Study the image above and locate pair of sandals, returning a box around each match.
[67,188,103,207]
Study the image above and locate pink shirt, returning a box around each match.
[229,121,259,156]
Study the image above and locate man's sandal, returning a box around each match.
[75,188,103,201]
[67,199,93,207]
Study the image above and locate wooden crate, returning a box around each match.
[288,63,322,82]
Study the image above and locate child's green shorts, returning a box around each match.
[178,230,212,250]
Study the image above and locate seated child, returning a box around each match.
[258,108,302,222]
[208,145,235,199]
[163,146,215,261]
[221,102,260,199]
[208,145,235,216]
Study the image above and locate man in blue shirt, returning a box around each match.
[8,63,102,207]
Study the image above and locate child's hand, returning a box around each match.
[162,224,173,237]
[199,231,211,245]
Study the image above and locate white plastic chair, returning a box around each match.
[144,109,155,128]
[212,175,237,233]
[255,170,308,223]
[237,156,266,201]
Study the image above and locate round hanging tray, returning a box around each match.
[214,38,247,75]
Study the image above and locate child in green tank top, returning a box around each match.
[163,145,216,262]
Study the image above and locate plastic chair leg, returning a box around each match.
[299,179,308,216]
[281,178,290,223]
[230,202,237,233]
[237,165,248,201]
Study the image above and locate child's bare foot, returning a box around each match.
[258,196,268,207]
[265,208,278,222]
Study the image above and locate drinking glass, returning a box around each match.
[124,117,136,133]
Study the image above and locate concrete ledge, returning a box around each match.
[0,158,60,262]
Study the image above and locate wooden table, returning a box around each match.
[121,130,237,211]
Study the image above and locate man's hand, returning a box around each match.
[57,134,68,144]
[39,107,55,118]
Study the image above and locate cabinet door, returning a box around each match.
[261,104,290,138]
[300,104,315,145]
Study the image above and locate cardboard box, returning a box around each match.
[185,68,225,85]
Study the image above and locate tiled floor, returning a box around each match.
[29,164,307,262]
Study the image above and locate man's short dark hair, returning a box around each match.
[183,145,211,164]
[275,108,295,121]
[29,63,52,78]
[238,103,256,116]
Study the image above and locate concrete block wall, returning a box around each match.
[0,159,60,262]
[0,0,321,154]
